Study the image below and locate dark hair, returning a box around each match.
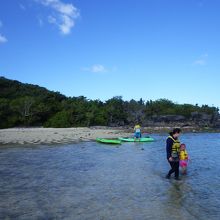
[169,128,181,136]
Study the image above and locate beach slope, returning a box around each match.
[0,127,130,145]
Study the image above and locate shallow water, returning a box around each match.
[0,133,220,220]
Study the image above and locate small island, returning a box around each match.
[0,77,220,145]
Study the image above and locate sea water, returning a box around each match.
[0,133,220,220]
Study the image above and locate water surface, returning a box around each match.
[0,133,220,219]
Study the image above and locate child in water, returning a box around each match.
[179,143,189,174]
[134,124,141,141]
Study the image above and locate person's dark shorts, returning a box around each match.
[135,132,141,138]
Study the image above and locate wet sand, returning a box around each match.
[0,127,130,145]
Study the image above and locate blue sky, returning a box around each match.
[0,0,220,107]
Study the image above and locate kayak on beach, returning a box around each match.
[96,138,122,144]
[118,137,154,142]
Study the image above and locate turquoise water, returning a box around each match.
[0,133,220,220]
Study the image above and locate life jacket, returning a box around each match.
[179,150,188,160]
[167,136,180,159]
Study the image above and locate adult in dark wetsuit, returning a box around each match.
[166,128,181,180]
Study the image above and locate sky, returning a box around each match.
[0,0,220,107]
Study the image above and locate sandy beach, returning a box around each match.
[0,126,213,146]
[0,127,131,145]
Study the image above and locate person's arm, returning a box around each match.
[166,138,173,161]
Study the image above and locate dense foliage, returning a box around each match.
[0,77,219,128]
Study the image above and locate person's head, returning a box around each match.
[180,143,186,150]
[169,128,181,138]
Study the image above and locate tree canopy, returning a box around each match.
[0,77,219,128]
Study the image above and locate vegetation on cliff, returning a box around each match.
[0,77,219,128]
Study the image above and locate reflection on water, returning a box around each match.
[0,133,220,220]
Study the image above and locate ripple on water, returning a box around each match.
[0,134,220,220]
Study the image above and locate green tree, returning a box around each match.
[45,111,72,128]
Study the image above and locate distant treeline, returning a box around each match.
[0,76,219,128]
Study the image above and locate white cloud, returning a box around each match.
[48,15,57,24]
[38,17,44,26]
[194,59,206,65]
[0,34,7,44]
[19,3,26,10]
[201,53,208,57]
[82,64,108,73]
[59,14,74,35]
[193,54,208,66]
[92,65,106,73]
[0,21,7,44]
[36,0,80,35]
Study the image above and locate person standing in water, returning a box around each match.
[166,128,181,180]
[134,124,141,141]
[179,143,189,175]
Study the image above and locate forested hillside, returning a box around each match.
[0,76,219,128]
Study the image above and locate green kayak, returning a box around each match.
[118,137,154,142]
[96,138,122,145]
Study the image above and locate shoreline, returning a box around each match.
[0,126,219,146]
[0,127,131,146]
